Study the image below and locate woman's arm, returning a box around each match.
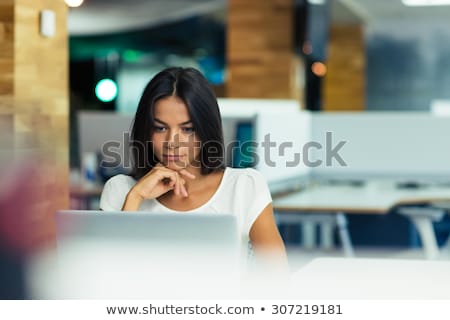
[249,203,289,271]
[122,188,145,211]
[121,166,195,211]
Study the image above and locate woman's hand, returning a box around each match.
[122,164,195,211]
[134,164,195,199]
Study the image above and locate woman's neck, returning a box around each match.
[181,167,223,196]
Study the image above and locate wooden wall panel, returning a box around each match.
[0,0,69,247]
[0,3,13,96]
[227,0,300,99]
[323,24,365,111]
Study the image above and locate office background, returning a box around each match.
[66,0,450,249]
[2,0,450,281]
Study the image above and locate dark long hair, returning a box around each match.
[130,67,225,179]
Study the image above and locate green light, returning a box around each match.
[95,79,118,102]
[123,50,142,63]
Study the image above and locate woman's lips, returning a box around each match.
[163,154,185,161]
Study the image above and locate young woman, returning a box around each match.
[100,67,288,269]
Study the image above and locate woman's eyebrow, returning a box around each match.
[154,118,192,125]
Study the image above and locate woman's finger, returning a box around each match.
[165,182,174,192]
[174,171,180,196]
[153,164,191,197]
[180,178,188,197]
[174,172,185,197]
[153,168,180,195]
[178,168,196,180]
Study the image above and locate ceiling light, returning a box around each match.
[311,62,327,77]
[308,0,326,5]
[95,79,118,103]
[65,0,84,8]
[402,0,450,6]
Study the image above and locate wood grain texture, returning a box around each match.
[323,24,366,111]
[227,0,301,99]
[0,0,69,246]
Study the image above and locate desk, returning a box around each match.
[273,182,450,259]
[291,257,450,299]
[69,184,103,210]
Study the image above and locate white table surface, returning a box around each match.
[273,181,450,259]
[290,257,450,299]
[273,182,450,213]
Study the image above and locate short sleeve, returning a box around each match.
[241,168,272,235]
[99,174,135,211]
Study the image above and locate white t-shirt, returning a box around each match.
[99,167,272,247]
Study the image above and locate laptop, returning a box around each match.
[55,210,239,246]
[30,210,243,299]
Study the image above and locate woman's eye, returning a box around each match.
[182,127,195,133]
[153,126,166,132]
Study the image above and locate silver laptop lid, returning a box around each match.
[55,210,239,249]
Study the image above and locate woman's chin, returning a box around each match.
[163,161,187,171]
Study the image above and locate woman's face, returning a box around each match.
[151,96,201,171]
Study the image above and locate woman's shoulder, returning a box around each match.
[100,174,137,211]
[106,173,136,183]
[224,167,268,185]
[103,174,136,190]
[225,167,265,178]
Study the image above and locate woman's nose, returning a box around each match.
[165,130,180,148]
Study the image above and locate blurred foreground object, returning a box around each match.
[0,162,63,299]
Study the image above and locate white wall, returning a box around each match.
[79,101,450,188]
[311,112,450,180]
